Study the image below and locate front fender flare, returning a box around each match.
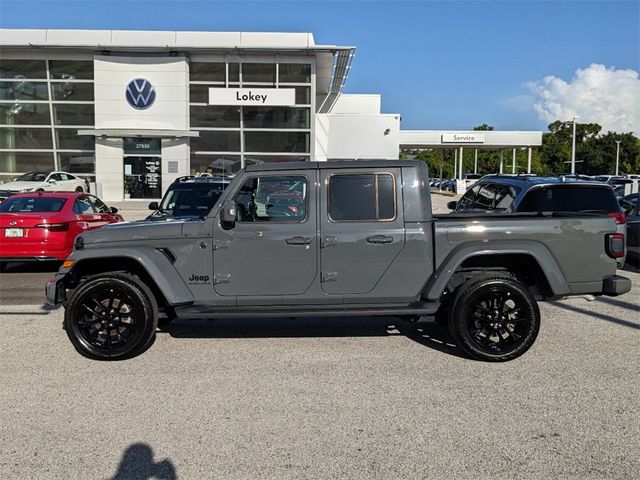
[423,240,570,300]
[63,247,194,306]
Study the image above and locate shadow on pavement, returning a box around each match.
[597,296,640,313]
[549,301,639,330]
[158,316,469,359]
[111,443,176,480]
[0,260,60,273]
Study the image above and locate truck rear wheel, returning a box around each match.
[448,276,540,361]
[64,273,158,360]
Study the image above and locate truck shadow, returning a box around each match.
[158,317,469,359]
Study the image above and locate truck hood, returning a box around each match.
[80,219,186,245]
[0,180,47,192]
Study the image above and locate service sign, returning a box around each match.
[441,133,486,143]
[209,88,295,106]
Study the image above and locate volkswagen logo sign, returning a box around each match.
[126,78,156,110]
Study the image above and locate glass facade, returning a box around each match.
[0,55,314,185]
[188,61,312,175]
[0,58,95,182]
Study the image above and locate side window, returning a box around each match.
[58,173,71,181]
[73,196,95,214]
[328,173,395,221]
[233,176,307,222]
[50,173,63,181]
[494,186,519,210]
[89,195,110,213]
[456,184,480,209]
[471,184,498,209]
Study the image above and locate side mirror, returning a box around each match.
[48,179,57,184]
[110,207,119,214]
[148,201,159,211]
[220,201,237,228]
[447,200,458,210]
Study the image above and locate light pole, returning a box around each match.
[571,115,579,174]
[615,140,621,176]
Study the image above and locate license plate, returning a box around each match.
[5,228,24,238]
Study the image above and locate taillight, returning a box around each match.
[608,212,627,224]
[605,233,625,258]
[35,222,69,232]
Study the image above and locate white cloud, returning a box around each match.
[527,64,640,135]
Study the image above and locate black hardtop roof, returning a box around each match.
[244,160,423,172]
[172,175,231,184]
[479,174,613,188]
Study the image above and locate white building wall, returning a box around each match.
[94,55,189,130]
[314,93,400,160]
[330,94,381,114]
[95,138,123,202]
[161,138,190,186]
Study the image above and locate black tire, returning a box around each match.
[36,188,44,193]
[75,186,84,193]
[64,272,158,360]
[448,275,540,362]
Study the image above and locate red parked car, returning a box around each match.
[0,192,123,269]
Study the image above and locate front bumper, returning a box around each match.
[602,275,632,296]
[45,274,67,305]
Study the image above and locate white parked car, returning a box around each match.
[0,171,89,201]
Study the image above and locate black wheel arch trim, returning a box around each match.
[61,247,194,306]
[422,240,571,301]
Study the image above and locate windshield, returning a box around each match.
[158,184,226,216]
[16,172,49,182]
[0,197,67,213]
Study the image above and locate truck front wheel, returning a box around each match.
[64,273,158,360]
[448,276,540,362]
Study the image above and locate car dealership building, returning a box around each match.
[0,29,542,201]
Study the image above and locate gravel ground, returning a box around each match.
[0,192,638,480]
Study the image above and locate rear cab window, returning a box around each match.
[328,173,395,221]
[0,197,67,212]
[518,186,620,213]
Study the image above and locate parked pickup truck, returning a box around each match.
[46,161,631,362]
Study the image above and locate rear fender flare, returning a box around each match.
[423,240,570,300]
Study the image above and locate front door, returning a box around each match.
[123,156,162,199]
[212,171,317,298]
[319,168,405,295]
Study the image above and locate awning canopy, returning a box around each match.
[78,129,199,138]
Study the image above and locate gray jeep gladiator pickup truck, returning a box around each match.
[46,160,631,362]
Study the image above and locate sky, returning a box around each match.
[0,0,638,134]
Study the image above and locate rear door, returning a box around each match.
[212,171,317,298]
[319,168,405,295]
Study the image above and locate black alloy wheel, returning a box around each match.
[448,276,540,361]
[64,273,158,360]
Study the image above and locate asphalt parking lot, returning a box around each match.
[1,193,638,479]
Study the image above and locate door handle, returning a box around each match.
[321,236,337,248]
[367,235,393,244]
[286,236,312,245]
